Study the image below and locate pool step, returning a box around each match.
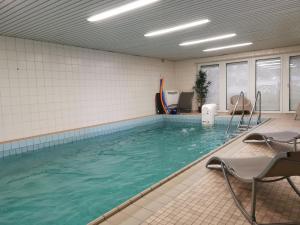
[238,124,251,128]
[238,124,252,131]
[229,125,252,139]
[228,130,243,138]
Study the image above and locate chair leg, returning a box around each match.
[221,163,257,224]
[251,180,257,223]
[287,177,300,197]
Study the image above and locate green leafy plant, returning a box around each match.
[193,70,212,111]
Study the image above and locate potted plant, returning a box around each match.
[193,70,212,113]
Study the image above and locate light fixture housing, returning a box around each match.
[87,0,160,22]
[203,42,253,52]
[179,33,236,46]
[144,19,210,37]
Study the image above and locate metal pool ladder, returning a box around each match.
[226,91,245,136]
[226,91,262,137]
[244,91,262,130]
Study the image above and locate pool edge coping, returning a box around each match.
[87,118,272,225]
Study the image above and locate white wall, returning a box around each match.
[174,45,300,113]
[3,35,300,142]
[0,36,175,142]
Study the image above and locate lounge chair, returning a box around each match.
[296,103,300,120]
[177,92,194,113]
[206,152,300,225]
[228,95,252,114]
[155,92,194,114]
[243,131,300,151]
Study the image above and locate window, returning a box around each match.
[290,56,300,111]
[200,64,219,108]
[256,58,281,111]
[226,61,249,109]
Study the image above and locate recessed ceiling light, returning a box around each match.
[179,33,236,46]
[144,19,210,37]
[87,0,160,22]
[203,42,253,52]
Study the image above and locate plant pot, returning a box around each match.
[198,106,202,113]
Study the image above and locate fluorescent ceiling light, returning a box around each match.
[87,0,160,22]
[203,42,253,52]
[179,33,236,46]
[144,19,210,37]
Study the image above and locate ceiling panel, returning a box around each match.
[0,0,300,60]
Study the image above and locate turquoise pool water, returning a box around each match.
[0,120,231,225]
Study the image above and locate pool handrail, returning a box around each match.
[226,91,245,135]
[246,91,262,129]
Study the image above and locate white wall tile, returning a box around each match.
[0,36,175,142]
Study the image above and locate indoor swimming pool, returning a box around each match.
[0,117,239,225]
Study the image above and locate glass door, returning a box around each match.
[226,61,249,109]
[255,58,281,111]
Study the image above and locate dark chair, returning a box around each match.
[177,92,194,113]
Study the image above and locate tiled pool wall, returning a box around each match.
[164,114,240,124]
[0,115,255,159]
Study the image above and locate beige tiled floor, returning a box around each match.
[94,116,300,225]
